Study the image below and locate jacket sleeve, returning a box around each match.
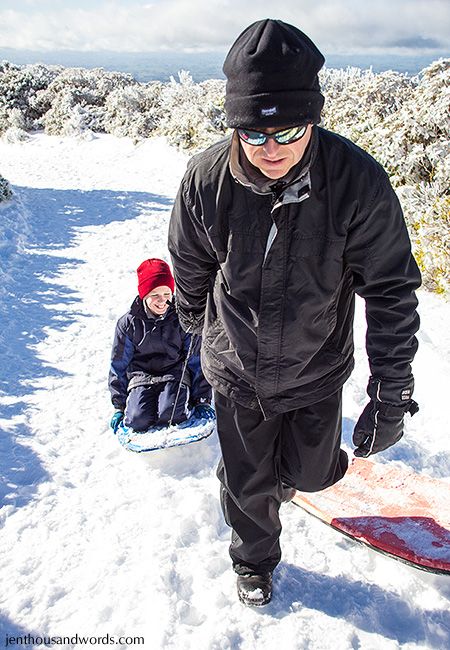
[168,174,218,333]
[345,167,421,380]
[183,333,212,405]
[108,319,134,410]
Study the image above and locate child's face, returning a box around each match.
[144,285,173,316]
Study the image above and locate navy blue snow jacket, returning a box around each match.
[108,297,212,411]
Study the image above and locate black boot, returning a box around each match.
[237,571,273,606]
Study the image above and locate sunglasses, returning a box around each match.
[237,124,308,147]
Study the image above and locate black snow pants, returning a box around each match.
[214,389,348,574]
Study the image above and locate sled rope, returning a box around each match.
[168,333,196,427]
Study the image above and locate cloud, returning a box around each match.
[0,0,449,54]
[385,36,444,50]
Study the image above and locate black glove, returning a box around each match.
[353,376,419,457]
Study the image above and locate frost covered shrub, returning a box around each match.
[103,82,164,141]
[0,107,30,143]
[354,60,449,186]
[0,173,12,202]
[2,126,30,143]
[397,184,449,295]
[320,67,414,142]
[38,67,137,135]
[156,72,226,150]
[326,60,449,295]
[0,61,62,134]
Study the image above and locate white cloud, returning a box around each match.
[0,0,449,54]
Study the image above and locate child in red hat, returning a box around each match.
[108,258,212,432]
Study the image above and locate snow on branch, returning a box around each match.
[0,172,12,202]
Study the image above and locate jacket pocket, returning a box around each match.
[280,339,348,390]
[203,316,256,383]
[205,324,245,370]
[290,234,346,260]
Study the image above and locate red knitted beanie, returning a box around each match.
[136,258,175,299]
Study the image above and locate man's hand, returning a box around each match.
[174,296,205,335]
[110,410,124,433]
[353,377,419,457]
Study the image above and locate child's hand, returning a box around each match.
[193,404,215,420]
[110,411,124,433]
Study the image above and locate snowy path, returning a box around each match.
[0,134,449,650]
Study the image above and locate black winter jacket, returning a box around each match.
[168,127,421,418]
[108,298,212,411]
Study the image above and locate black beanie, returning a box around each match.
[223,19,325,129]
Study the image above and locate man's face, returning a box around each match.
[144,285,172,316]
[239,124,313,180]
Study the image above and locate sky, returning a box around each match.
[0,0,449,55]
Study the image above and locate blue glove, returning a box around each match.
[193,404,215,420]
[110,410,124,433]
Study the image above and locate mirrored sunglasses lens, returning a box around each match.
[275,125,307,144]
[238,129,266,145]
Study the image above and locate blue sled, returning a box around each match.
[117,412,216,453]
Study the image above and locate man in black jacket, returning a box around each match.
[168,19,421,606]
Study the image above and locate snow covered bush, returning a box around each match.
[0,61,62,133]
[397,184,449,295]
[0,173,12,202]
[37,67,138,136]
[320,67,414,143]
[103,82,164,141]
[1,126,30,143]
[319,60,449,295]
[0,108,30,143]
[156,72,226,149]
[353,60,449,187]
[381,60,450,295]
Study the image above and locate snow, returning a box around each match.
[1,132,450,650]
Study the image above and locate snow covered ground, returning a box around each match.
[0,133,449,650]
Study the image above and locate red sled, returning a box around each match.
[292,457,450,575]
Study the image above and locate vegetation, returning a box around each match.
[0,173,12,202]
[1,59,448,294]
